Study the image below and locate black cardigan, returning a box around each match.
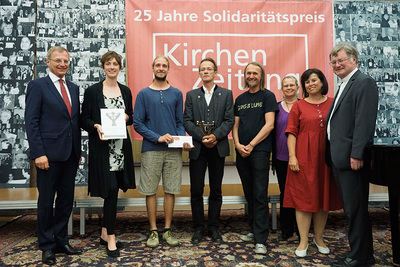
[81,81,136,198]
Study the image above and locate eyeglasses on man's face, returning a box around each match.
[200,67,215,72]
[49,58,70,64]
[329,58,350,66]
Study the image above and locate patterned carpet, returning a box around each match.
[0,208,393,266]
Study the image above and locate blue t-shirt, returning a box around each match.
[133,86,185,152]
[234,89,278,152]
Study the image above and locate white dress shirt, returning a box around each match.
[48,72,71,104]
[202,84,215,106]
[327,68,358,140]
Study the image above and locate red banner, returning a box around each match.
[126,0,334,139]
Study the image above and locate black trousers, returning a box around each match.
[190,145,224,233]
[275,158,296,237]
[102,171,124,235]
[236,150,270,244]
[36,153,79,251]
[332,164,373,261]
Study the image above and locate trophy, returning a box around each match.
[196,120,215,135]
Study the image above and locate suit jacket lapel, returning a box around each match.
[96,83,106,109]
[210,85,221,122]
[331,70,360,116]
[45,76,70,115]
[195,87,206,122]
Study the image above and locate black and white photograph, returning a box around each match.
[0,0,34,188]
[333,1,400,146]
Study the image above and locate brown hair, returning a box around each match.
[152,55,170,68]
[100,51,123,69]
[243,62,265,90]
[199,57,217,72]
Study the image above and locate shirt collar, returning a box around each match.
[49,72,64,83]
[202,84,216,94]
[340,67,358,84]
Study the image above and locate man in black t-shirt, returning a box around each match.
[232,62,278,255]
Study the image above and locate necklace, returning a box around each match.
[283,98,297,111]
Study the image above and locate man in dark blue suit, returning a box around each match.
[184,58,234,244]
[25,46,82,265]
[327,43,378,267]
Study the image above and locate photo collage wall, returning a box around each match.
[0,0,35,187]
[334,1,400,145]
[0,0,399,187]
[35,0,127,186]
[0,0,126,188]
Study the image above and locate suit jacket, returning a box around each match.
[25,75,81,161]
[80,81,136,198]
[385,63,399,69]
[326,70,378,169]
[381,36,398,41]
[184,85,234,160]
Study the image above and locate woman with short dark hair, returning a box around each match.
[284,68,342,258]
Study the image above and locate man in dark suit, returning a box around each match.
[184,57,234,244]
[381,28,398,42]
[385,55,399,69]
[326,43,378,267]
[25,46,82,265]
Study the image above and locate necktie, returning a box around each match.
[59,79,71,116]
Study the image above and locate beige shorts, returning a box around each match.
[138,150,182,195]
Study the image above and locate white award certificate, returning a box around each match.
[168,136,193,148]
[100,108,127,139]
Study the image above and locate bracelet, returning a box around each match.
[249,143,254,147]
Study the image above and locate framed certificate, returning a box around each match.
[100,108,127,139]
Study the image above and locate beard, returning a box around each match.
[154,73,167,81]
[247,80,259,88]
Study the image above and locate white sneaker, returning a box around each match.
[254,243,267,254]
[240,233,254,242]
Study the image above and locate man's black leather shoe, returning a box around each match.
[54,244,82,255]
[332,257,375,267]
[209,231,223,242]
[191,230,203,244]
[42,250,56,265]
[335,254,348,262]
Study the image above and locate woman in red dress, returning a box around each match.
[284,69,342,257]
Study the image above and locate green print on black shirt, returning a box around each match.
[236,102,263,111]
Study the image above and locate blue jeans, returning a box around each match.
[236,150,270,244]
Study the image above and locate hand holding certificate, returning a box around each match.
[100,108,127,139]
[168,136,193,149]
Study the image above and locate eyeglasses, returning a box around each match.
[49,58,70,64]
[200,67,215,72]
[329,58,350,66]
